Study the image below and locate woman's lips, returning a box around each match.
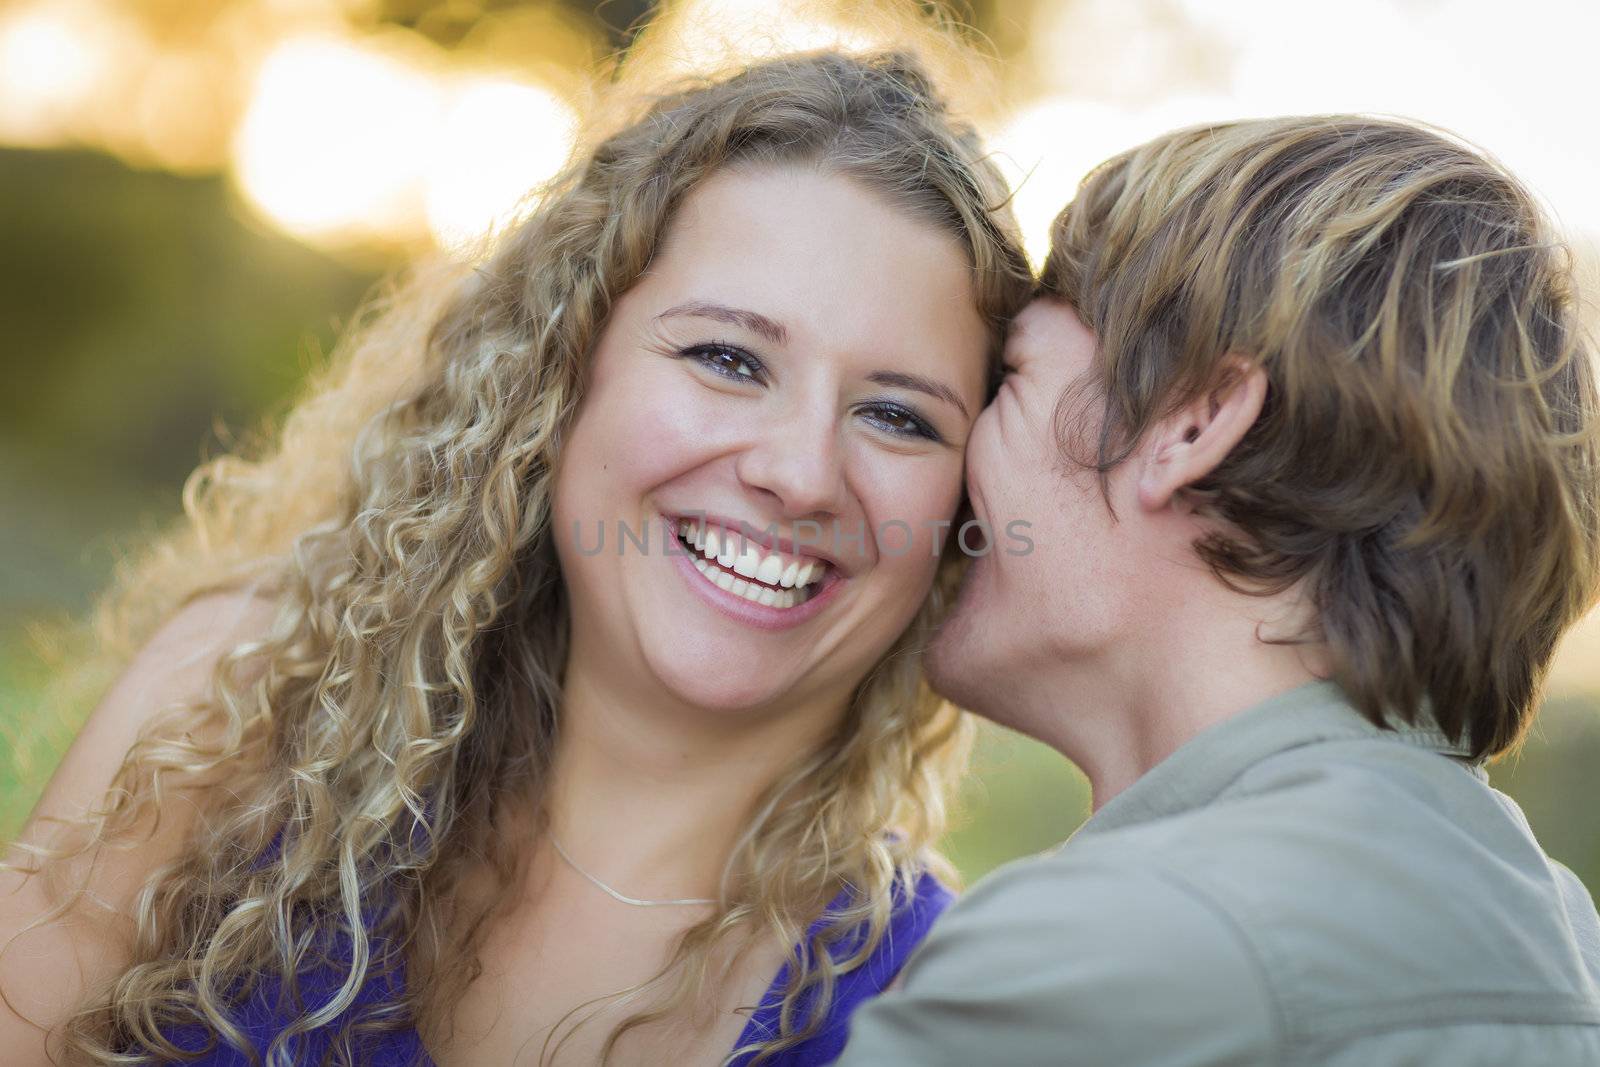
[664,514,843,631]
[670,516,828,607]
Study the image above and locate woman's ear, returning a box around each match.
[1136,356,1267,512]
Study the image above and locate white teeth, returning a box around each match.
[733,543,762,580]
[678,519,707,552]
[756,555,784,586]
[690,555,805,609]
[680,520,829,603]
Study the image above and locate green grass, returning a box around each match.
[946,699,1600,892]
[0,631,58,838]
[943,724,1090,883]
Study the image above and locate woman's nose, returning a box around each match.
[733,400,847,519]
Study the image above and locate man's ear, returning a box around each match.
[1136,356,1267,512]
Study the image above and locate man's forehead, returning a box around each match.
[1006,297,1094,358]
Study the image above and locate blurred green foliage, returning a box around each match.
[1,146,1596,896]
[0,144,376,836]
[943,700,1600,886]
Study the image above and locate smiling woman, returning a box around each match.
[556,163,990,714]
[0,47,1032,1067]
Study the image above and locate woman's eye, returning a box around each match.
[685,343,764,383]
[859,403,941,442]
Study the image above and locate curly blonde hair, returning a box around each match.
[3,48,1032,1066]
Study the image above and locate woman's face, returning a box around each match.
[553,164,989,720]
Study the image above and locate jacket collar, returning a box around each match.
[1078,679,1480,838]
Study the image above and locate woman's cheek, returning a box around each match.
[865,462,966,572]
[595,372,739,485]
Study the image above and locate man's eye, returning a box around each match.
[685,344,764,382]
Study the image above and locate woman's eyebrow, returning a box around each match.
[657,304,969,418]
[656,302,788,345]
[867,371,971,420]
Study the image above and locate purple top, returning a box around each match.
[160,869,951,1066]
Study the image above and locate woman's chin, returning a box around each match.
[647,649,796,717]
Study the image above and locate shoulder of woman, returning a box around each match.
[0,587,281,1066]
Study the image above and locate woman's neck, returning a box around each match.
[541,655,845,902]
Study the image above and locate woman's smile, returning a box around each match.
[675,516,830,605]
[664,512,845,631]
[552,164,991,712]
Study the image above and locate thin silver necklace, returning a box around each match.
[548,832,717,908]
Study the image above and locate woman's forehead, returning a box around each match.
[637,166,989,390]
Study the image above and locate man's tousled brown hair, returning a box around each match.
[1040,115,1600,760]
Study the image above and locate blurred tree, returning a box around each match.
[374,0,657,47]
[0,147,378,615]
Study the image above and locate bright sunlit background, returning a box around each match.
[3,0,1598,890]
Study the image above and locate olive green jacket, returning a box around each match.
[839,681,1600,1065]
